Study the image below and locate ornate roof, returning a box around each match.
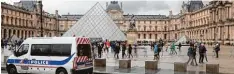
[14,0,37,11]
[187,0,204,12]
[106,1,122,12]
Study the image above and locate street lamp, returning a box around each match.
[39,1,43,37]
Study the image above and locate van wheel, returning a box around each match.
[7,65,18,74]
[56,68,67,74]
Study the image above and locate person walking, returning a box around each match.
[186,43,194,65]
[115,43,120,59]
[128,44,133,58]
[97,42,103,58]
[133,43,138,58]
[170,42,177,55]
[214,43,220,58]
[199,43,207,63]
[154,43,159,60]
[191,43,198,66]
[122,42,127,59]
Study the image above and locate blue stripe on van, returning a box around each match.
[7,53,75,65]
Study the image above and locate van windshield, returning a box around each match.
[77,44,91,58]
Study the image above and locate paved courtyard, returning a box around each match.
[1,45,234,74]
[94,45,234,74]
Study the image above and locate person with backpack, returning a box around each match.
[187,43,197,66]
[199,43,207,63]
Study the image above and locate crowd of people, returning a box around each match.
[91,40,138,59]
[1,38,24,50]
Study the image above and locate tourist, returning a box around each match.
[199,43,207,63]
[186,43,197,65]
[214,43,220,58]
[186,43,194,65]
[105,39,110,53]
[154,43,158,60]
[122,42,127,59]
[128,44,133,58]
[115,43,120,59]
[97,42,103,58]
[178,42,182,52]
[151,42,154,51]
[170,42,177,55]
[191,43,198,66]
[134,43,138,57]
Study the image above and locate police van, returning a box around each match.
[6,37,93,74]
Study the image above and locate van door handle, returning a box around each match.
[32,59,36,60]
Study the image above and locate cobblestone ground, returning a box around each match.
[95,45,234,74]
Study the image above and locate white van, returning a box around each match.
[6,37,93,74]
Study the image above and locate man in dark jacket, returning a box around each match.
[178,42,182,52]
[122,42,126,59]
[215,43,220,58]
[97,42,103,58]
[199,43,207,63]
[115,43,120,59]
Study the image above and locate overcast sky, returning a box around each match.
[2,0,210,15]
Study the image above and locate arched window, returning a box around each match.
[138,34,140,39]
[144,26,146,31]
[149,34,152,39]
[143,34,146,39]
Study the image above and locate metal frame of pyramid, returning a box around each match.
[62,2,127,41]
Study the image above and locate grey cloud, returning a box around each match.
[121,1,170,15]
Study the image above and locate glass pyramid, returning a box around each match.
[62,2,127,41]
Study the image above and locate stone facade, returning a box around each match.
[1,1,59,39]
[2,0,234,45]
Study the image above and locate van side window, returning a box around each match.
[77,44,91,58]
[16,44,29,56]
[31,44,51,56]
[51,44,71,56]
[31,44,72,56]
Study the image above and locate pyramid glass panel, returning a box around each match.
[62,2,127,41]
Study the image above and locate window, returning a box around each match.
[138,34,140,39]
[155,34,157,39]
[149,34,152,39]
[144,26,146,31]
[150,21,151,24]
[77,44,91,58]
[15,44,29,57]
[143,34,146,39]
[144,21,146,24]
[31,44,51,56]
[51,44,71,56]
